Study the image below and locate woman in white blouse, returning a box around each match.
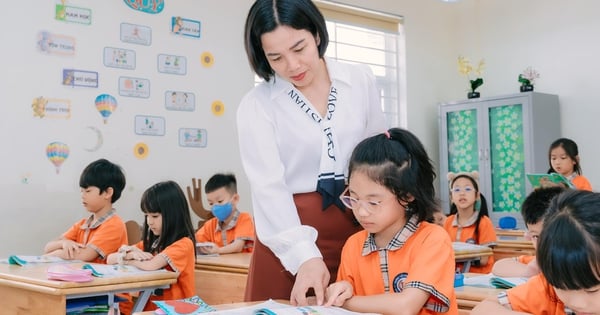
[237,0,385,306]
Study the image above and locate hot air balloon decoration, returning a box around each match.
[46,142,70,174]
[94,94,117,124]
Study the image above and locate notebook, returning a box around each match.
[153,295,216,315]
[526,173,574,188]
[7,255,66,266]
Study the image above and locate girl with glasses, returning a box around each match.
[325,128,458,315]
[443,171,497,274]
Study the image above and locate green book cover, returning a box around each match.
[526,173,574,188]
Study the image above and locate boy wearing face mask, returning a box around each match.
[195,173,255,254]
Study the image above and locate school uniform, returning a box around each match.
[337,217,458,315]
[129,237,196,312]
[498,274,574,314]
[62,209,127,263]
[444,213,497,273]
[195,210,255,253]
[572,175,592,191]
[516,255,535,264]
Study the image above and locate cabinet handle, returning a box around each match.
[483,149,489,161]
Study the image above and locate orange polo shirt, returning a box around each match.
[62,209,128,263]
[195,210,255,253]
[444,213,497,273]
[499,274,572,314]
[337,218,458,315]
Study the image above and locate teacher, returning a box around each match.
[237,0,385,306]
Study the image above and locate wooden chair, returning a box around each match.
[125,220,142,245]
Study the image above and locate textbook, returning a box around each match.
[82,263,167,277]
[489,276,528,289]
[204,299,381,315]
[7,255,66,266]
[153,295,216,315]
[526,173,574,188]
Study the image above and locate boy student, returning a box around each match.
[44,158,128,263]
[195,173,255,254]
[492,186,566,277]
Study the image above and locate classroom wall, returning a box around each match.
[2,0,599,257]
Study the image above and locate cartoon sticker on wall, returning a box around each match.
[37,31,76,56]
[46,142,69,174]
[55,3,92,25]
[32,96,71,119]
[179,128,207,148]
[200,51,214,68]
[120,23,152,46]
[134,142,149,159]
[171,16,201,38]
[83,126,103,152]
[123,0,164,14]
[95,94,117,124]
[211,100,225,116]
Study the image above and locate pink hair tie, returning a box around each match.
[384,130,391,139]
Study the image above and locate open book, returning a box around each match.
[526,173,574,188]
[82,263,167,277]
[153,295,216,315]
[7,255,66,266]
[207,299,381,315]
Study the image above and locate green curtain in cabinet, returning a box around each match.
[446,109,479,175]
[488,104,525,213]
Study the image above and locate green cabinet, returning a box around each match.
[438,92,560,227]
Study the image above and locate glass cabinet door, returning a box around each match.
[446,108,479,174]
[487,103,526,214]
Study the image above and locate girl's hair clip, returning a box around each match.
[384,130,391,139]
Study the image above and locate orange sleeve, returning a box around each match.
[158,237,196,300]
[62,219,86,241]
[506,274,565,313]
[87,216,128,262]
[477,216,498,246]
[573,175,592,191]
[195,218,217,243]
[517,255,535,264]
[233,213,255,240]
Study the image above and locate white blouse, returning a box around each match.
[236,58,386,274]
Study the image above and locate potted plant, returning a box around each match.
[518,66,540,92]
[458,56,485,99]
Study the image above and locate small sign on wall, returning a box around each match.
[157,54,186,75]
[104,47,136,70]
[120,23,152,46]
[119,77,150,98]
[179,128,207,148]
[134,115,166,136]
[62,69,98,88]
[165,91,195,111]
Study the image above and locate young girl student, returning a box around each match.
[107,181,197,313]
[548,137,592,190]
[443,171,497,274]
[472,189,600,314]
[325,128,458,315]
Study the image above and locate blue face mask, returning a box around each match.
[212,202,233,221]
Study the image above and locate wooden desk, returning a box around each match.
[0,262,177,315]
[453,243,493,273]
[494,235,535,261]
[456,285,503,311]
[195,253,251,304]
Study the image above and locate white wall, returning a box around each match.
[0,1,254,257]
[2,0,599,257]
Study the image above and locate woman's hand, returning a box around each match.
[290,258,330,306]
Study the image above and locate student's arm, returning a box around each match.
[342,288,430,315]
[45,238,99,261]
[217,238,245,254]
[472,298,529,315]
[492,258,529,277]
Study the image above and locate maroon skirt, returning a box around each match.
[244,191,361,301]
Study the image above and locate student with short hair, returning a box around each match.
[44,158,127,263]
[107,180,197,313]
[325,128,458,315]
[472,189,600,314]
[492,186,566,277]
[195,173,255,254]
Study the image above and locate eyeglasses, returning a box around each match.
[451,186,475,194]
[339,187,394,214]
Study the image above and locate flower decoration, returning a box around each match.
[518,66,540,86]
[458,56,485,93]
